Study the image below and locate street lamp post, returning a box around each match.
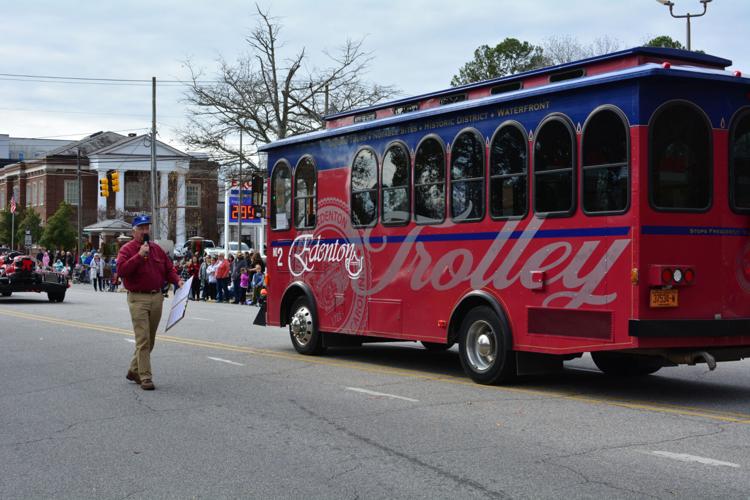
[656,0,712,51]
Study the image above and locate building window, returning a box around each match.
[650,102,711,211]
[490,124,528,218]
[26,183,31,207]
[582,108,629,214]
[13,185,19,205]
[186,183,201,207]
[270,160,292,230]
[381,143,410,225]
[451,130,485,222]
[64,180,79,206]
[31,183,37,207]
[534,116,575,215]
[351,148,378,227]
[414,137,446,224]
[0,189,5,210]
[125,182,143,208]
[38,180,44,206]
[731,109,750,212]
[186,224,199,238]
[294,156,317,229]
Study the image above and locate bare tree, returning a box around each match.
[542,35,622,66]
[182,5,398,177]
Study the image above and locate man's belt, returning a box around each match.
[129,290,161,294]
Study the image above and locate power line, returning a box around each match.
[0,72,214,85]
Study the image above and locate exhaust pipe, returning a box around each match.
[691,351,717,371]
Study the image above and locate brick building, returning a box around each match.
[0,131,219,250]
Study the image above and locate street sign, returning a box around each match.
[24,229,32,247]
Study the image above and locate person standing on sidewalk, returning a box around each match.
[215,253,231,303]
[116,215,183,391]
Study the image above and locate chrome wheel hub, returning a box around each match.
[290,306,313,346]
[466,320,496,372]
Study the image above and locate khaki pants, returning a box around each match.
[127,292,164,380]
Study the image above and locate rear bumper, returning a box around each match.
[629,319,750,338]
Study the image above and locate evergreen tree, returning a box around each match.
[40,202,77,251]
[0,210,12,247]
[645,36,685,50]
[451,38,546,86]
[15,209,43,250]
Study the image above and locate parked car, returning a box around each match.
[204,241,251,259]
[174,237,215,259]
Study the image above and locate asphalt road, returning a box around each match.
[1,284,750,499]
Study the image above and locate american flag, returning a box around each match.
[9,195,16,214]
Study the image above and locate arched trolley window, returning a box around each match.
[451,129,485,222]
[351,148,378,227]
[414,137,446,224]
[490,122,528,218]
[649,101,712,211]
[294,156,317,229]
[582,107,629,214]
[270,160,292,230]
[730,108,750,213]
[381,142,410,225]
[534,115,575,215]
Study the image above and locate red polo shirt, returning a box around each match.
[117,239,180,292]
[215,259,230,279]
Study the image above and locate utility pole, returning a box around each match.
[150,76,159,238]
[76,148,82,259]
[238,128,242,252]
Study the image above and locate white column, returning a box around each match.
[159,171,169,240]
[97,170,107,217]
[176,173,186,248]
[115,169,125,216]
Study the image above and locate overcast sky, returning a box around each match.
[2,0,748,152]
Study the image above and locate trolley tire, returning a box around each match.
[1,291,11,297]
[591,352,662,377]
[458,305,515,385]
[288,296,325,355]
[47,290,66,303]
[421,341,454,352]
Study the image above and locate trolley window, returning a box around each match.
[414,137,446,224]
[451,130,485,222]
[582,109,629,213]
[490,124,528,218]
[270,161,292,230]
[351,148,378,227]
[294,156,317,229]
[650,103,711,211]
[382,143,410,225]
[534,117,575,214]
[730,110,750,212]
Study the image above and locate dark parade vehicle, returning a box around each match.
[0,254,69,302]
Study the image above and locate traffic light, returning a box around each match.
[99,177,110,197]
[110,171,120,192]
[252,174,264,205]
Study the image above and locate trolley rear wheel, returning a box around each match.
[458,306,515,385]
[591,352,662,376]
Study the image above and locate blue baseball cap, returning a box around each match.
[132,214,152,227]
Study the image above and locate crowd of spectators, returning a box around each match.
[178,251,266,305]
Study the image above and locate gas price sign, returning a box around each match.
[228,195,262,223]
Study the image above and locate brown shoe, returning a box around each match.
[126,370,141,384]
[140,379,155,390]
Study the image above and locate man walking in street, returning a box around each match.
[117,215,183,390]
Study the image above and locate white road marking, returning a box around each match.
[208,356,244,366]
[125,339,135,343]
[193,317,213,321]
[650,451,740,468]
[345,386,419,402]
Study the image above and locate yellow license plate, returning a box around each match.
[650,288,678,308]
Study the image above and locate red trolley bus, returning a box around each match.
[258,47,750,384]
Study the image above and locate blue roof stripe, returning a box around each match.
[271,226,630,247]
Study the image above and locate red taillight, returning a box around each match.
[661,268,673,284]
[683,268,695,284]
